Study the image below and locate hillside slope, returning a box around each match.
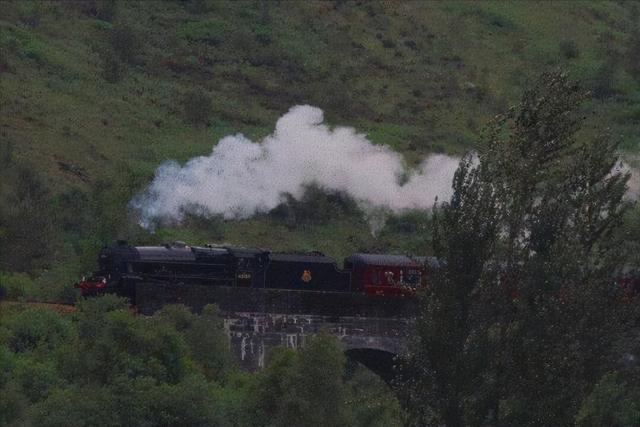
[1,0,639,295]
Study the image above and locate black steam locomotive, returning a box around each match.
[76,241,427,301]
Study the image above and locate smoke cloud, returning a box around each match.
[619,158,640,201]
[131,105,459,229]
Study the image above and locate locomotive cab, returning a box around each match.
[223,246,268,288]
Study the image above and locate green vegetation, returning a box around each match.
[1,2,640,425]
[1,1,640,300]
[399,71,640,425]
[0,297,403,426]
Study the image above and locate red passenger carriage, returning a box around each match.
[344,254,426,296]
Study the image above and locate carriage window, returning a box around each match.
[384,271,395,285]
[405,269,421,285]
[371,270,380,285]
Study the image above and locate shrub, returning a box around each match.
[5,309,72,353]
[183,0,212,14]
[95,0,118,21]
[269,334,352,426]
[559,40,579,59]
[155,304,196,332]
[29,385,118,427]
[74,0,118,21]
[19,4,41,28]
[0,381,27,426]
[384,210,430,234]
[592,61,618,99]
[254,25,272,46]
[0,161,55,273]
[12,358,60,402]
[625,30,640,81]
[466,7,517,31]
[183,90,213,125]
[381,38,396,49]
[182,214,225,240]
[108,24,140,65]
[270,185,361,229]
[185,304,233,380]
[0,272,40,300]
[0,346,15,387]
[180,20,227,46]
[101,52,124,83]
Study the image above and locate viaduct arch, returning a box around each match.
[135,283,417,381]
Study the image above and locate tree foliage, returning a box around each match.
[0,299,403,426]
[0,149,56,272]
[400,71,639,426]
[251,335,353,427]
[270,184,362,229]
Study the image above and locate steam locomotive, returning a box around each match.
[76,241,427,301]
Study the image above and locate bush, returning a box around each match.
[94,0,118,21]
[155,304,196,332]
[74,294,131,327]
[4,309,72,353]
[0,381,27,426]
[180,19,227,45]
[108,24,140,65]
[33,266,81,304]
[29,385,118,427]
[183,90,213,125]
[183,0,212,14]
[185,304,233,380]
[251,335,352,425]
[559,40,579,59]
[0,272,37,300]
[592,61,618,99]
[270,184,361,229]
[181,214,225,241]
[12,358,60,402]
[102,53,124,83]
[72,0,118,21]
[0,346,15,387]
[383,210,430,234]
[19,4,41,28]
[0,161,56,273]
[625,30,640,81]
[157,304,233,380]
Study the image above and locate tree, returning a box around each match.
[399,71,639,426]
[183,304,234,380]
[253,334,353,427]
[0,160,56,272]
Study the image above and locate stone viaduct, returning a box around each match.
[135,283,418,381]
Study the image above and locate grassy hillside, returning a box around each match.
[1,0,639,298]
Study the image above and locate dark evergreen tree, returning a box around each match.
[400,71,639,426]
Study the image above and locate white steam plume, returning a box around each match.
[131,105,459,228]
[619,158,640,201]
